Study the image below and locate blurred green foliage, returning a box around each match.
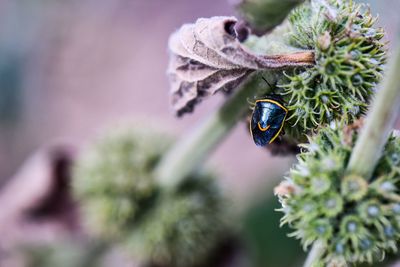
[242,193,305,267]
[73,126,228,267]
[24,241,107,267]
[237,0,303,34]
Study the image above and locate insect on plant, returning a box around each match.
[249,77,288,147]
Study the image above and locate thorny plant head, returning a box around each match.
[248,0,386,142]
[276,122,400,265]
[73,127,171,238]
[73,126,227,267]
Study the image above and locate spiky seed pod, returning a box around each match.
[128,176,226,267]
[276,0,386,141]
[73,126,227,267]
[277,122,400,265]
[73,127,172,238]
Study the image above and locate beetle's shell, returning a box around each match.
[250,99,288,147]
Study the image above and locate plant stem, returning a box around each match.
[347,39,400,179]
[155,74,261,191]
[303,240,325,267]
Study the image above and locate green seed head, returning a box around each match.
[73,126,172,238]
[128,177,226,267]
[277,0,386,141]
[277,124,400,265]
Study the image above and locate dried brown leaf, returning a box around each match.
[167,16,315,116]
[0,144,79,249]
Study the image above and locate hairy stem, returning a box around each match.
[347,39,400,179]
[303,240,326,267]
[155,74,261,191]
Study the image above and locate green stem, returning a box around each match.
[347,40,400,179]
[155,74,261,191]
[303,240,326,267]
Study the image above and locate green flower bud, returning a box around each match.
[356,237,381,264]
[339,215,365,237]
[236,0,303,35]
[370,175,398,196]
[310,174,331,195]
[341,175,368,201]
[320,192,343,218]
[311,219,333,240]
[358,200,386,226]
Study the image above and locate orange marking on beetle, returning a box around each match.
[258,123,271,132]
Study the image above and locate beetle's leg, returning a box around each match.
[261,76,273,88]
[261,76,276,94]
[247,98,256,109]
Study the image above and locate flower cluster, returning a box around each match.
[73,126,226,267]
[278,0,386,140]
[277,123,400,265]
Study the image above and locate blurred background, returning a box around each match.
[0,1,399,266]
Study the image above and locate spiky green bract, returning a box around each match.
[73,126,227,267]
[128,176,225,267]
[277,123,400,265]
[277,0,386,140]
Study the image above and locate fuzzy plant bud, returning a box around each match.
[73,127,172,238]
[73,126,227,267]
[274,0,386,141]
[236,0,303,35]
[128,176,226,267]
[277,122,400,265]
